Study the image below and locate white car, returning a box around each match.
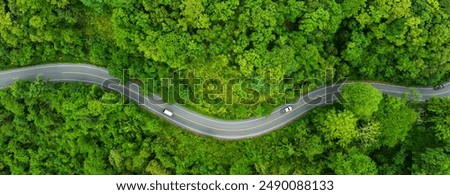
[282,106,293,113]
[163,109,173,117]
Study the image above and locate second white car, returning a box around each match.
[163,109,173,117]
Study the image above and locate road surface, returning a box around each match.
[0,64,449,139]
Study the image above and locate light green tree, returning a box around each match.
[316,109,358,147]
[341,83,383,119]
[328,148,378,175]
[426,97,450,143]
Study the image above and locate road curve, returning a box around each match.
[0,63,449,139]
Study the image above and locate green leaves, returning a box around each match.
[341,0,366,18]
[0,0,449,175]
[374,96,417,147]
[412,147,450,175]
[300,7,331,34]
[178,0,211,30]
[329,148,378,175]
[316,109,358,147]
[343,0,450,85]
[341,83,383,119]
[0,91,25,117]
[426,97,450,143]
[0,78,449,175]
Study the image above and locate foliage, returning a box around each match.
[341,83,383,119]
[0,81,447,175]
[315,109,358,147]
[0,0,449,119]
[425,97,450,143]
[328,148,378,175]
[374,96,417,147]
[0,0,449,175]
[412,147,450,175]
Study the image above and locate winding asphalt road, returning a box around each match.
[0,64,449,139]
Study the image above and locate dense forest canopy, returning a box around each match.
[0,81,449,174]
[0,0,449,118]
[0,0,449,174]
